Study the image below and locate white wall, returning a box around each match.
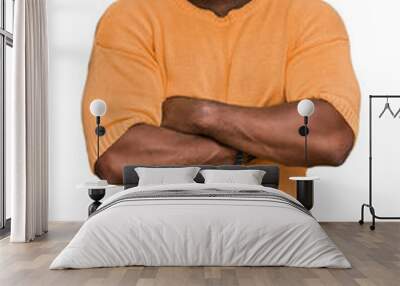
[48,0,400,221]
[48,0,117,221]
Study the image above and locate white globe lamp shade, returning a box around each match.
[90,99,107,117]
[297,99,315,117]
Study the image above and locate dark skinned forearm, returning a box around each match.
[162,97,355,167]
[95,124,237,184]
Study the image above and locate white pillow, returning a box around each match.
[200,169,266,185]
[135,167,200,186]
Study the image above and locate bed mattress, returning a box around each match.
[50,183,350,269]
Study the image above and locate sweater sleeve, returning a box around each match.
[82,1,164,171]
[285,1,360,136]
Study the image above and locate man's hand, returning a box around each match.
[162,96,216,135]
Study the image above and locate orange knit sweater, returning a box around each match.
[82,0,360,196]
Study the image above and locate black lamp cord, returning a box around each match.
[96,116,100,162]
[304,116,309,167]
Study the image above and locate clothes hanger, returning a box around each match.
[379,97,396,118]
[393,106,400,118]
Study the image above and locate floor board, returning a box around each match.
[0,222,399,286]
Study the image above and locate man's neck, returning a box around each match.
[188,0,253,17]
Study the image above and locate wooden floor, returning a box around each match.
[0,222,399,286]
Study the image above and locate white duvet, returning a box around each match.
[50,183,350,269]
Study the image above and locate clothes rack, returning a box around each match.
[359,95,400,230]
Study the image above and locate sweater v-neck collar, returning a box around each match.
[173,0,261,25]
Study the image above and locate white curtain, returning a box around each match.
[8,0,48,242]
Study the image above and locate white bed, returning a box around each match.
[50,183,350,269]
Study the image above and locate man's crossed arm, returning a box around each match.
[96,97,354,184]
[95,123,237,183]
